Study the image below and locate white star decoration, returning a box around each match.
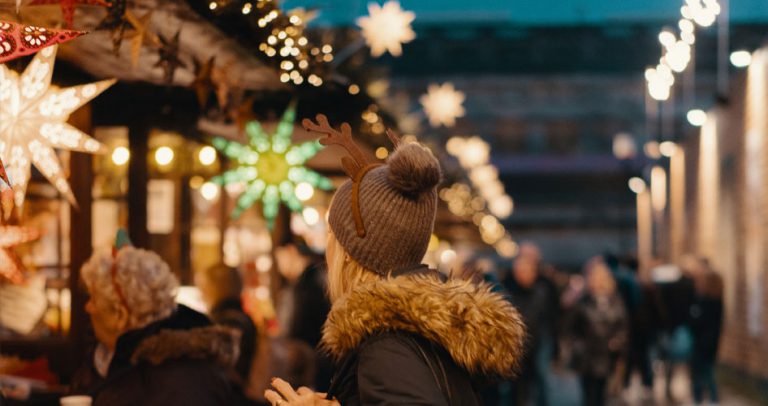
[420,82,466,128]
[0,45,115,210]
[356,1,415,57]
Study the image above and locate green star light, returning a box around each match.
[211,105,333,228]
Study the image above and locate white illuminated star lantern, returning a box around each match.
[0,45,115,210]
[356,1,415,57]
[420,82,466,128]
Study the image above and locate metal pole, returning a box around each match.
[717,0,730,96]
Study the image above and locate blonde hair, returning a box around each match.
[81,247,179,330]
[326,232,380,303]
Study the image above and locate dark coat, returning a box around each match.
[74,305,239,406]
[568,294,629,377]
[322,268,527,406]
[210,297,257,383]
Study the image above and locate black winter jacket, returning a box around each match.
[72,305,239,405]
[322,268,526,406]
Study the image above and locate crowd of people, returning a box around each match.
[468,244,725,406]
[60,131,725,406]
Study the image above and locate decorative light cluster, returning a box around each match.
[361,104,386,135]
[356,1,415,58]
[645,0,720,101]
[438,183,516,258]
[0,45,114,210]
[207,0,333,87]
[446,136,513,219]
[420,82,466,128]
[210,105,333,228]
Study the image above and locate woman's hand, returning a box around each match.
[265,378,340,406]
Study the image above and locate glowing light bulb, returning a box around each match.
[730,50,752,68]
[208,2,217,10]
[294,182,314,201]
[687,109,707,126]
[198,146,217,165]
[628,177,646,194]
[302,207,320,226]
[242,2,252,14]
[659,30,676,47]
[440,249,456,264]
[375,147,389,159]
[111,146,130,166]
[155,147,174,166]
[348,84,360,95]
[200,182,220,201]
[659,141,677,157]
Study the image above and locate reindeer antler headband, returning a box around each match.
[302,114,401,238]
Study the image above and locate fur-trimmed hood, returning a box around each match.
[322,273,526,378]
[131,325,240,368]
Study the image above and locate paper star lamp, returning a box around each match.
[211,105,333,228]
[96,0,129,53]
[420,82,466,128]
[28,0,112,29]
[0,225,41,284]
[155,30,185,84]
[125,10,157,69]
[0,20,86,63]
[0,44,115,211]
[356,1,415,57]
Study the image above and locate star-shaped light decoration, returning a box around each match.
[0,45,115,211]
[420,82,466,128]
[125,9,157,69]
[191,56,215,110]
[155,30,185,84]
[211,104,333,228]
[27,0,112,29]
[0,224,41,284]
[0,20,86,63]
[96,0,129,54]
[356,1,415,57]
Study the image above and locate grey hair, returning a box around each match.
[81,247,178,329]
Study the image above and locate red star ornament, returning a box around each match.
[0,20,85,63]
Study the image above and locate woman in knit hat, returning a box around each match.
[264,116,526,406]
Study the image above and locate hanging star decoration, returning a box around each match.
[0,44,115,211]
[0,20,85,63]
[420,82,466,128]
[191,56,215,110]
[356,1,415,57]
[0,223,41,284]
[96,0,129,54]
[27,0,112,29]
[155,30,185,84]
[211,104,333,228]
[125,9,157,69]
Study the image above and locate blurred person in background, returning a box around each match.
[689,258,724,405]
[274,239,332,391]
[197,263,257,403]
[620,256,666,401]
[567,259,628,406]
[72,237,238,405]
[503,254,557,406]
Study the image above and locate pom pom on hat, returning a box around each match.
[386,143,442,197]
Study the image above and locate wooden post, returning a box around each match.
[128,124,149,247]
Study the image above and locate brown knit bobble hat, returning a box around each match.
[328,143,442,274]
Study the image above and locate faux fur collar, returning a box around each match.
[322,274,526,378]
[131,325,240,369]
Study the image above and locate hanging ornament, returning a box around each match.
[0,20,85,63]
[0,45,115,211]
[0,224,41,284]
[155,30,185,84]
[191,56,215,110]
[27,0,112,29]
[211,64,232,113]
[125,9,157,69]
[420,82,466,128]
[211,104,333,228]
[96,0,129,54]
[356,1,415,57]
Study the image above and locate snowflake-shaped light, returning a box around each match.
[0,225,41,284]
[356,1,415,57]
[0,45,115,210]
[420,82,466,128]
[211,105,333,228]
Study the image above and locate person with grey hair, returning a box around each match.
[71,235,239,405]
